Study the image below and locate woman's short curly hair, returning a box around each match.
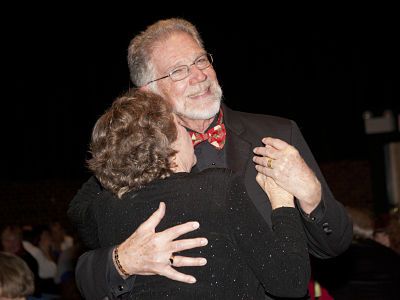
[87,89,177,198]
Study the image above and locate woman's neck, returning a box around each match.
[171,164,190,173]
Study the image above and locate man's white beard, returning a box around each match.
[151,80,223,121]
[176,82,223,120]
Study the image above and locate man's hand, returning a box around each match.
[117,202,208,284]
[253,137,321,214]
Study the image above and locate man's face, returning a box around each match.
[150,32,222,122]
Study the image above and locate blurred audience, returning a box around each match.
[374,210,400,255]
[1,222,82,300]
[54,232,84,300]
[1,225,42,298]
[22,225,60,297]
[48,220,73,263]
[22,225,57,280]
[311,205,400,300]
[0,251,43,300]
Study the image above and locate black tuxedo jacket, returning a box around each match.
[221,103,352,258]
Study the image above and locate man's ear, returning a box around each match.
[140,85,150,92]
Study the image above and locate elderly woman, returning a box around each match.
[69,90,310,299]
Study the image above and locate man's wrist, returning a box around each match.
[296,197,325,222]
[112,246,130,279]
[299,180,322,214]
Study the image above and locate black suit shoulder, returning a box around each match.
[222,103,296,143]
[221,103,353,259]
[222,103,292,124]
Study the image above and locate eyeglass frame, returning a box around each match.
[144,53,213,86]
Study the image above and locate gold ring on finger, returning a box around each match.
[267,158,274,169]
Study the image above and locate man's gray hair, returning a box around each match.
[127,18,204,88]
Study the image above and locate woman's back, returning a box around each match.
[91,168,310,299]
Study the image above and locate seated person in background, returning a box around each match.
[69,90,311,299]
[48,220,73,262]
[311,206,400,300]
[374,211,400,255]
[1,225,41,298]
[22,225,59,296]
[22,225,57,281]
[0,251,43,300]
[54,232,84,300]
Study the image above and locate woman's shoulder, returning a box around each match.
[188,168,243,191]
[189,168,238,183]
[198,167,235,177]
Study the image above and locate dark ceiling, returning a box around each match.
[3,6,398,180]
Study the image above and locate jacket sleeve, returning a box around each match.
[290,120,353,258]
[67,176,102,250]
[75,246,135,300]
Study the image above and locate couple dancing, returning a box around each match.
[68,18,352,299]
[72,89,310,299]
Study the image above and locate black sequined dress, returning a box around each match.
[80,168,310,299]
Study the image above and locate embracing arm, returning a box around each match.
[253,121,353,258]
[74,202,208,298]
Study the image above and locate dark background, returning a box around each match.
[2,5,398,182]
[1,8,398,298]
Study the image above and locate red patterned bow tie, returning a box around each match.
[189,109,226,150]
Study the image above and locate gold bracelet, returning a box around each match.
[114,246,130,277]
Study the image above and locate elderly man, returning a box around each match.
[68,18,352,299]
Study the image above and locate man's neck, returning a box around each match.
[177,115,215,133]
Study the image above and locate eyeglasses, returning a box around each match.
[145,53,213,86]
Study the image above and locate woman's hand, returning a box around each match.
[253,137,321,213]
[256,172,295,209]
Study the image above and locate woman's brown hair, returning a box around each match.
[87,89,177,198]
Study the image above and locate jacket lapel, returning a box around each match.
[221,104,272,223]
[222,104,252,174]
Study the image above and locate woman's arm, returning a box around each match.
[228,174,311,298]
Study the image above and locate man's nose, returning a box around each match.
[188,64,207,84]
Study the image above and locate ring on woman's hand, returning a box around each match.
[169,254,175,266]
[267,158,274,169]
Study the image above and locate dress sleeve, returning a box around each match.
[290,120,353,258]
[227,174,311,298]
[67,176,102,250]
